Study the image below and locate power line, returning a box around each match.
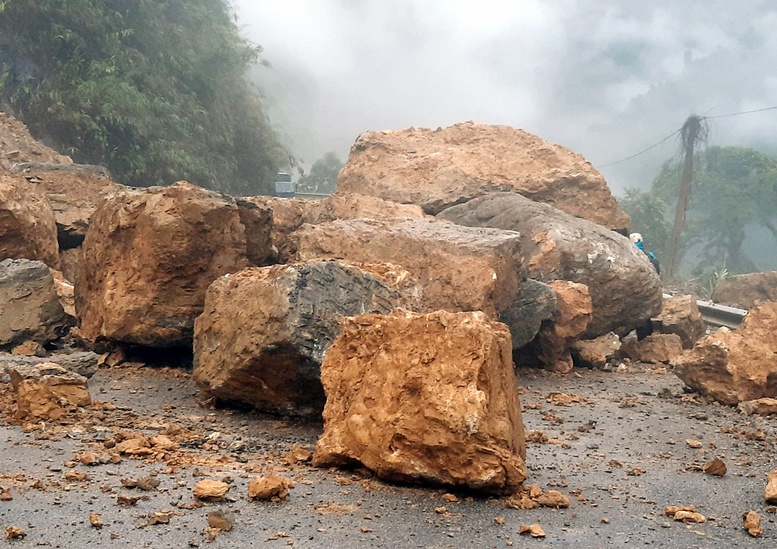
[596,128,681,169]
[596,105,777,168]
[706,105,777,119]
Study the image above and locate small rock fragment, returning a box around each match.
[442,493,460,503]
[743,511,762,537]
[673,510,706,523]
[494,516,505,525]
[0,487,12,501]
[702,458,727,477]
[685,439,702,449]
[519,524,546,538]
[193,480,230,502]
[122,476,160,491]
[665,505,696,517]
[765,470,777,503]
[535,490,570,508]
[89,512,104,528]
[282,444,313,465]
[4,526,24,539]
[248,472,294,501]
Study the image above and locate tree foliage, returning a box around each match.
[295,152,343,195]
[0,0,289,195]
[621,145,777,276]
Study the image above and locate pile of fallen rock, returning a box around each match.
[2,113,777,497]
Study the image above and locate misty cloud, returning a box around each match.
[234,0,777,193]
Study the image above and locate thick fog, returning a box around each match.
[232,0,777,196]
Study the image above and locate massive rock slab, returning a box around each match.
[9,163,121,249]
[337,122,629,232]
[0,174,60,268]
[712,271,777,309]
[0,259,70,350]
[313,310,527,495]
[193,261,405,416]
[76,182,258,347]
[673,302,777,404]
[294,216,524,318]
[437,192,662,337]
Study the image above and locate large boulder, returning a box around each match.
[294,216,524,318]
[515,281,592,373]
[240,196,315,264]
[337,122,629,232]
[712,271,777,309]
[235,199,275,266]
[193,261,406,416]
[654,295,706,349]
[6,361,90,421]
[313,310,527,495]
[304,192,427,223]
[0,174,60,268]
[0,259,70,350]
[0,351,100,379]
[437,192,662,337]
[241,193,428,265]
[9,163,121,249]
[76,182,257,347]
[499,279,558,350]
[673,302,777,405]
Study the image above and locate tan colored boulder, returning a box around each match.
[516,281,592,373]
[58,247,81,283]
[0,112,72,171]
[294,216,523,318]
[712,271,777,310]
[673,302,777,404]
[438,192,662,337]
[235,199,275,266]
[10,163,120,248]
[7,361,90,421]
[0,259,70,349]
[76,182,253,347]
[337,122,629,232]
[621,333,683,364]
[738,398,777,415]
[240,196,315,264]
[304,192,427,223]
[0,174,60,268]
[313,310,527,495]
[570,332,622,368]
[654,295,706,349]
[194,261,406,416]
[50,269,76,319]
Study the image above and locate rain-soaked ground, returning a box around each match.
[0,361,774,548]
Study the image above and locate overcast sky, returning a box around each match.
[232,0,777,195]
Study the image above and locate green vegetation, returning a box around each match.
[296,152,343,195]
[621,145,777,277]
[0,0,289,195]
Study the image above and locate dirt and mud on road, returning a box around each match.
[0,361,774,548]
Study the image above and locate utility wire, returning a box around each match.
[706,105,777,119]
[596,105,777,168]
[596,128,681,168]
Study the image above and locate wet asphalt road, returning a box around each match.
[0,364,775,548]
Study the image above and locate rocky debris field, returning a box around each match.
[0,360,774,548]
